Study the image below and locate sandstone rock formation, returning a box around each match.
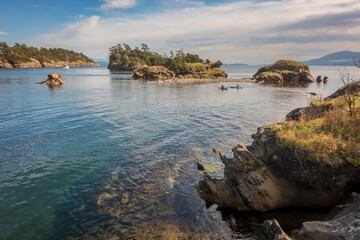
[42,60,99,68]
[41,73,66,87]
[199,125,360,211]
[253,60,315,84]
[0,59,99,69]
[133,66,175,80]
[0,61,13,68]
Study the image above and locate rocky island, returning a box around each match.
[199,81,360,239]
[108,43,228,81]
[0,42,99,68]
[41,73,66,87]
[253,60,315,84]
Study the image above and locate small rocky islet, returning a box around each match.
[107,43,228,80]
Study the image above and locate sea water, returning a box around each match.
[0,64,359,239]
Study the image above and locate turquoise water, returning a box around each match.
[1,64,359,239]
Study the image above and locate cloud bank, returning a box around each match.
[98,0,137,11]
[36,0,360,64]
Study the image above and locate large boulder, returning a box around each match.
[41,73,66,86]
[293,193,360,240]
[253,60,315,84]
[199,124,360,211]
[133,66,175,80]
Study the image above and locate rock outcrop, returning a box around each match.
[253,60,315,84]
[42,60,99,68]
[286,81,360,121]
[262,219,291,240]
[0,61,13,68]
[323,76,328,83]
[0,60,99,69]
[199,125,360,211]
[180,63,228,78]
[316,75,322,82]
[133,66,175,80]
[41,73,66,87]
[261,193,360,240]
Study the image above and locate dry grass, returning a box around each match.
[273,97,360,167]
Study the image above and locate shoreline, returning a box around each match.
[157,77,255,83]
[0,61,100,69]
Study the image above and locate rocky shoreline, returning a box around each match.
[0,59,100,69]
[155,77,255,83]
[198,83,360,239]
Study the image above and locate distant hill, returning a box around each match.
[303,51,360,66]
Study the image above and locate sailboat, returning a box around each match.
[63,53,70,69]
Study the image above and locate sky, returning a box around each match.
[0,0,359,64]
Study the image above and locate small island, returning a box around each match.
[108,43,228,81]
[0,42,99,68]
[253,60,315,84]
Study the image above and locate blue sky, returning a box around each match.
[0,0,359,64]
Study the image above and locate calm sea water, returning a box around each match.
[1,64,359,239]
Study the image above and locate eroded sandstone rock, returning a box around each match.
[199,125,360,211]
[41,73,66,87]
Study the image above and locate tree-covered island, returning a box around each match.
[0,42,99,68]
[108,43,228,80]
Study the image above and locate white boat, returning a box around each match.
[63,53,70,69]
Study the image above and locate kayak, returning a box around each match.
[229,86,243,89]
[220,87,228,90]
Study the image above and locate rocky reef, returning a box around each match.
[41,73,66,87]
[253,60,315,84]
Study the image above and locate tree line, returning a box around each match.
[0,42,95,64]
[108,43,222,74]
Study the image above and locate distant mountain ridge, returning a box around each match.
[303,51,360,66]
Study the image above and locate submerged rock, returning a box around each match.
[253,60,315,84]
[41,73,66,87]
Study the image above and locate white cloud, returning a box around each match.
[98,0,137,11]
[0,31,7,35]
[36,0,360,64]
